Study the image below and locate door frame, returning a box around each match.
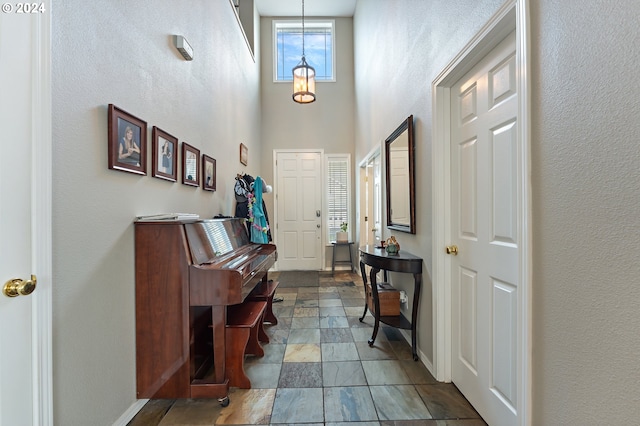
[28,10,54,425]
[357,145,382,248]
[431,1,531,425]
[33,10,54,424]
[272,149,324,270]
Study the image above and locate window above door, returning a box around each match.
[273,20,335,82]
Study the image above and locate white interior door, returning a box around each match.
[450,31,519,426]
[275,151,323,270]
[360,150,382,248]
[0,9,52,426]
[371,153,382,245]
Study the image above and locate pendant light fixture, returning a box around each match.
[292,0,316,103]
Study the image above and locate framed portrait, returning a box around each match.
[182,142,200,187]
[107,104,147,175]
[151,126,178,182]
[240,143,248,166]
[202,154,216,192]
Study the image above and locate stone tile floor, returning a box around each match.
[129,271,486,425]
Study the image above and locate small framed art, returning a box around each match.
[182,142,200,187]
[202,154,216,191]
[151,126,178,182]
[240,143,248,166]
[107,104,147,175]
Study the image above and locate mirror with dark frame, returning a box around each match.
[385,115,416,234]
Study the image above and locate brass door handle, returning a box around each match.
[445,245,458,255]
[3,275,37,297]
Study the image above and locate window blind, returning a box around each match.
[327,158,348,242]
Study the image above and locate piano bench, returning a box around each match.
[225,300,268,388]
[247,279,280,325]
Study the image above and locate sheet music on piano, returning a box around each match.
[135,212,200,221]
[185,219,252,265]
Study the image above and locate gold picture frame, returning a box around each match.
[240,143,248,166]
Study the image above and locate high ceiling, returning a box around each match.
[254,0,357,17]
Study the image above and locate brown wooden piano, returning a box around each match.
[134,218,277,406]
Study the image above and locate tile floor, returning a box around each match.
[129,271,486,425]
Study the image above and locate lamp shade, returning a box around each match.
[292,56,316,104]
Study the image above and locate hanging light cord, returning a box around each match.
[301,0,305,57]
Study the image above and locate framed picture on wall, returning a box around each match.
[107,104,147,175]
[240,143,248,166]
[182,142,200,187]
[202,154,216,192]
[151,126,178,182]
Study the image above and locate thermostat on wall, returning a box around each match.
[174,35,194,61]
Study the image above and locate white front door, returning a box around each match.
[450,31,519,425]
[275,151,323,270]
[0,8,52,426]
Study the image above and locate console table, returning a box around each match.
[358,245,423,361]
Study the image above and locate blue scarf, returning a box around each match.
[250,177,269,243]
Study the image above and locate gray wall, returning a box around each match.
[354,0,640,424]
[52,1,262,424]
[530,1,640,423]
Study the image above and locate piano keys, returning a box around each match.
[134,218,277,402]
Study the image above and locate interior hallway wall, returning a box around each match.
[354,0,640,423]
[52,1,261,424]
[529,1,640,423]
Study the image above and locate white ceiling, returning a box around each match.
[254,0,357,17]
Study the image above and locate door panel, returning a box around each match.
[451,30,519,425]
[491,121,518,244]
[458,267,477,373]
[459,138,478,239]
[492,279,517,406]
[275,151,322,270]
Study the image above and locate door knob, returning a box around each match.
[445,245,458,255]
[3,275,37,297]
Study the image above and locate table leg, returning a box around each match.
[411,272,422,361]
[331,244,336,275]
[358,260,369,322]
[368,266,381,347]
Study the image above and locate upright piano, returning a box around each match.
[134,218,277,402]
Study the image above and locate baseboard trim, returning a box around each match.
[399,329,437,380]
[112,399,148,426]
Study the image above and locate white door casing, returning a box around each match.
[359,147,382,248]
[274,150,323,270]
[432,1,531,426]
[0,6,53,426]
[371,153,382,245]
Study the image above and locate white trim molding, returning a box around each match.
[33,9,53,426]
